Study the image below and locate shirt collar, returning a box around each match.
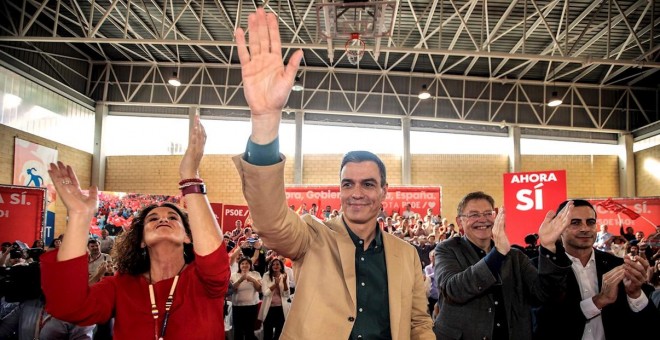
[343,218,383,249]
[466,237,494,257]
[566,249,595,267]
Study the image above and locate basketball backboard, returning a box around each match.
[317,0,397,39]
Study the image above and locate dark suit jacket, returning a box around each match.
[533,249,659,340]
[433,236,570,340]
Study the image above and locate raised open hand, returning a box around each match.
[180,114,206,179]
[47,161,98,217]
[491,207,510,255]
[537,201,574,253]
[235,7,304,144]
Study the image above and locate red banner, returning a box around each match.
[503,170,567,246]
[0,185,47,245]
[284,186,442,218]
[587,197,660,238]
[209,203,223,231]
[221,204,251,231]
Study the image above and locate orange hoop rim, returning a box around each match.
[345,33,365,58]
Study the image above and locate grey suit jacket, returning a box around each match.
[233,155,434,340]
[433,236,570,340]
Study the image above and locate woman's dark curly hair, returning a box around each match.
[266,258,285,281]
[113,202,194,275]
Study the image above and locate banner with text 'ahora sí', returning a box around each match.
[503,170,567,246]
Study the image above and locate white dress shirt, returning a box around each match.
[566,251,648,340]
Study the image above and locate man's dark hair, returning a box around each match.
[88,239,100,246]
[524,234,538,246]
[556,199,596,218]
[340,151,387,187]
[456,191,495,216]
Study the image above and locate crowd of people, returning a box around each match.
[91,192,181,236]
[0,6,658,340]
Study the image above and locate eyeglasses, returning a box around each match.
[460,211,496,220]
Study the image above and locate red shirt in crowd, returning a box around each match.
[40,246,230,340]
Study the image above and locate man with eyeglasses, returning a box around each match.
[433,191,574,340]
[533,199,658,340]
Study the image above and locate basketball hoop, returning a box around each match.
[345,33,365,65]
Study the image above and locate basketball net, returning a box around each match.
[345,33,365,65]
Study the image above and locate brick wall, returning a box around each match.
[635,144,660,197]
[412,154,509,222]
[0,124,92,237]
[302,154,402,185]
[521,155,620,199]
[2,123,658,238]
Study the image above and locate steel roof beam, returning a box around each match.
[3,35,657,70]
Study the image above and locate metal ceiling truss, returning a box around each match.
[92,62,654,135]
[0,0,658,139]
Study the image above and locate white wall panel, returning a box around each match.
[0,66,94,152]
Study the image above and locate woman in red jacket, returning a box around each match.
[40,116,229,340]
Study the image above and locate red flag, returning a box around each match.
[316,198,323,219]
[597,198,640,220]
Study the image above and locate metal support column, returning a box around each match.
[508,125,521,173]
[402,117,411,185]
[618,133,636,197]
[294,111,304,184]
[92,103,108,190]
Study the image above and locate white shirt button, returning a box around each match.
[359,240,363,244]
[361,282,365,286]
[494,301,499,305]
[359,308,363,312]
[361,257,365,261]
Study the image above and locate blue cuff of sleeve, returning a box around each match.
[484,248,506,275]
[244,137,281,166]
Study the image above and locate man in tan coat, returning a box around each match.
[232,7,434,340]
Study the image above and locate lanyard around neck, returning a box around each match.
[148,264,185,340]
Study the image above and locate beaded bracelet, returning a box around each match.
[178,178,203,186]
